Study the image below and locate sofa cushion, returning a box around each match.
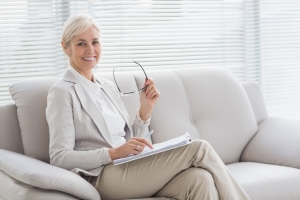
[9,71,142,163]
[227,162,300,200]
[241,117,300,169]
[0,104,23,154]
[133,68,258,164]
[241,82,268,124]
[9,78,60,162]
[0,170,79,200]
[0,149,100,200]
[124,198,172,200]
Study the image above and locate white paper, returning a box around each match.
[113,132,192,165]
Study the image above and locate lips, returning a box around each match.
[82,56,96,61]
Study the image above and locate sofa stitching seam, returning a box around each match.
[173,70,202,138]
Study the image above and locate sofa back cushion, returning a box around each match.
[133,68,258,164]
[241,82,268,124]
[9,78,60,162]
[9,67,257,164]
[9,71,140,163]
[0,104,24,154]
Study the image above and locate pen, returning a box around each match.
[145,130,154,138]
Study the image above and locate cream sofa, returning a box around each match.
[1,67,300,200]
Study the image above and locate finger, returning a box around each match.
[143,78,152,87]
[133,137,153,149]
[146,87,156,98]
[133,150,141,155]
[147,78,154,84]
[135,144,145,152]
[146,85,158,97]
[129,143,144,154]
[144,78,154,87]
[130,140,146,148]
[149,89,160,99]
[145,83,155,95]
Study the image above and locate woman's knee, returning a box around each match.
[190,139,211,149]
[178,168,218,199]
[188,168,218,196]
[188,168,214,185]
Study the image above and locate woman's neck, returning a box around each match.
[71,65,93,82]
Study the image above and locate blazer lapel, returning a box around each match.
[96,77,133,134]
[63,70,113,147]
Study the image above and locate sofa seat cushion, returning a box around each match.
[227,162,300,200]
[0,149,99,200]
[0,170,79,200]
[124,198,172,200]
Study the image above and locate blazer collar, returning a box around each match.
[62,69,132,146]
[62,68,77,84]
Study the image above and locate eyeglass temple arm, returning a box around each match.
[113,68,122,93]
[113,61,148,94]
[133,61,148,80]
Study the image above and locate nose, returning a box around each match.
[86,43,94,54]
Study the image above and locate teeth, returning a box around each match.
[83,57,95,61]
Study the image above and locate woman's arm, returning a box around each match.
[46,85,111,170]
[132,78,160,138]
[139,78,160,121]
[109,78,160,138]
[108,78,160,160]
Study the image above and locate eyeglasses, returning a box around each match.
[113,61,149,96]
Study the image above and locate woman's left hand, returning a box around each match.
[139,78,160,121]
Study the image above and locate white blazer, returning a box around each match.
[46,69,150,176]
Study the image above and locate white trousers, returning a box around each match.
[89,140,250,200]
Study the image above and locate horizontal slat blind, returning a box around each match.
[0,0,67,103]
[1,0,300,120]
[94,0,246,86]
[258,0,300,118]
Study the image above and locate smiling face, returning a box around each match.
[62,26,101,76]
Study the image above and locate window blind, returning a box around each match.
[258,0,300,119]
[0,1,67,103]
[1,0,300,119]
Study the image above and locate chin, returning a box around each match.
[82,63,97,70]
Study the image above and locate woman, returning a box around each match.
[46,14,250,200]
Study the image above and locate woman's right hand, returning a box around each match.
[108,138,153,160]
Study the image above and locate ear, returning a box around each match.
[61,41,69,56]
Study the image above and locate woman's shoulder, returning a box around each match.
[48,78,74,96]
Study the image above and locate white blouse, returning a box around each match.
[69,67,150,148]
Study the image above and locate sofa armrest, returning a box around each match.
[241,82,268,124]
[241,117,300,169]
[0,170,79,200]
[0,149,100,200]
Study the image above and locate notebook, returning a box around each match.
[113,132,192,165]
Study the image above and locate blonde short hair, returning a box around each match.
[61,14,100,46]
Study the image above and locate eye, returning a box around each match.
[78,42,85,46]
[93,41,99,45]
